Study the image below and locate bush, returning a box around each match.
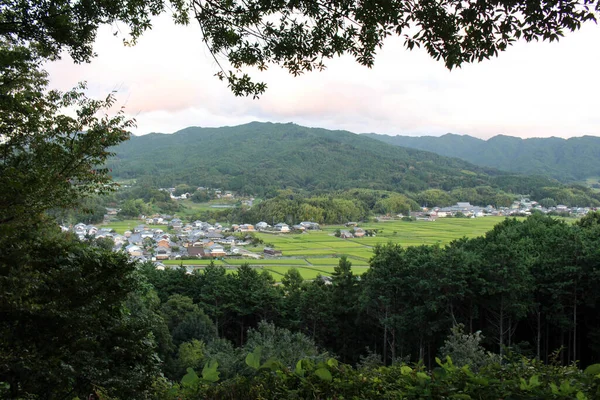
[439,324,500,372]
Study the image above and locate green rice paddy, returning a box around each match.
[115,217,513,281]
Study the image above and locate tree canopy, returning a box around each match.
[2,0,598,96]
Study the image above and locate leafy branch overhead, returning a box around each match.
[192,0,599,96]
[2,0,599,97]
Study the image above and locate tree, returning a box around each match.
[330,256,361,363]
[193,0,600,97]
[0,43,132,228]
[0,225,159,399]
[478,219,535,356]
[3,0,597,98]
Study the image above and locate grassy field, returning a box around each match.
[117,216,514,280]
[222,258,309,266]
[162,259,226,266]
[255,217,507,260]
[102,219,166,234]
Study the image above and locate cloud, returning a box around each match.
[46,16,600,139]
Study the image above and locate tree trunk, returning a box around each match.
[499,296,504,357]
[573,285,577,363]
[240,321,244,346]
[536,310,541,360]
[391,328,396,363]
[383,307,388,365]
[508,317,512,348]
[383,324,388,365]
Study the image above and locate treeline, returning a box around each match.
[5,213,600,398]
[118,183,600,226]
[141,213,600,378]
[182,186,542,226]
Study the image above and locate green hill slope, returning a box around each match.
[364,132,600,182]
[109,122,556,196]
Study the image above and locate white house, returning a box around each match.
[274,223,290,233]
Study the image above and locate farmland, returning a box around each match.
[162,217,510,281]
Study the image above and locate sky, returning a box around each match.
[46,15,600,140]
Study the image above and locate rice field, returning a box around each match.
[102,219,165,234]
[162,259,225,266]
[254,217,506,261]
[126,216,512,281]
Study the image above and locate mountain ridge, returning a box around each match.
[110,122,544,197]
[364,132,600,182]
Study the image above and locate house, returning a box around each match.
[237,224,255,232]
[292,224,305,231]
[264,247,282,256]
[223,236,236,245]
[169,219,183,230]
[73,223,87,235]
[300,221,320,230]
[353,227,365,237]
[156,238,171,248]
[206,232,223,240]
[274,223,290,233]
[256,221,269,230]
[208,244,226,257]
[125,244,143,257]
[345,222,358,227]
[112,234,126,247]
[187,245,206,257]
[155,246,172,260]
[339,230,354,239]
[127,233,143,245]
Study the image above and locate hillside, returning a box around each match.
[364,132,600,182]
[109,122,557,196]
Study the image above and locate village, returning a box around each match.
[64,197,594,268]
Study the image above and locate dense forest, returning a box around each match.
[366,132,600,183]
[108,123,600,207]
[6,213,600,398]
[109,122,503,195]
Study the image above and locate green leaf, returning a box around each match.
[181,367,200,387]
[584,363,600,376]
[245,346,262,370]
[576,392,588,400]
[401,365,413,375]
[201,359,220,383]
[314,367,332,382]
[326,358,339,368]
[295,359,305,377]
[260,357,281,371]
[416,372,430,381]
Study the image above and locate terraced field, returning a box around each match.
[165,217,509,281]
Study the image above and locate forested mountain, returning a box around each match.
[110,122,556,197]
[364,132,600,182]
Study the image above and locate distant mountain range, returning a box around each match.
[109,122,556,197]
[364,133,600,182]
